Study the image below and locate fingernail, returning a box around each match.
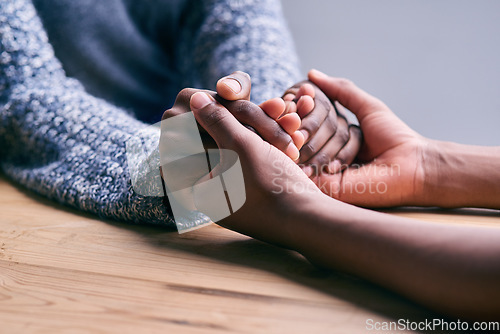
[283,93,295,101]
[191,92,213,110]
[328,160,342,174]
[300,130,309,142]
[284,101,296,115]
[223,78,242,94]
[310,69,328,79]
[283,102,291,116]
[286,142,300,161]
[297,95,314,117]
[291,131,305,150]
[302,165,313,177]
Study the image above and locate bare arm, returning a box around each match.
[294,195,500,320]
[422,141,500,208]
[183,81,500,321]
[300,71,500,318]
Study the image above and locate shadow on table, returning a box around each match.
[114,214,489,334]
[7,176,490,334]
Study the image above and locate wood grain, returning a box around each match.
[1,178,499,333]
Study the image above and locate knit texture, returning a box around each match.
[0,0,300,226]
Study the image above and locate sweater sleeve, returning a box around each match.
[178,0,301,104]
[0,0,212,228]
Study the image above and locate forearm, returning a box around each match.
[0,0,173,225]
[292,194,500,319]
[422,140,500,208]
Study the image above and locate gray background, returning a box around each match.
[282,0,500,145]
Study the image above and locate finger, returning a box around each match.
[259,98,286,120]
[283,93,295,102]
[162,88,214,121]
[296,95,314,118]
[295,83,315,100]
[291,131,305,150]
[190,92,247,150]
[307,69,387,123]
[291,83,315,118]
[327,125,362,174]
[302,116,349,172]
[282,80,308,97]
[221,99,299,161]
[299,116,337,165]
[162,88,217,150]
[216,71,252,101]
[260,98,301,135]
[298,95,330,144]
[277,112,301,135]
[284,100,297,115]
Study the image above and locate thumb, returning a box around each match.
[307,69,387,123]
[216,71,252,101]
[190,92,251,150]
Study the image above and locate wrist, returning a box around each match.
[415,139,444,206]
[287,192,349,257]
[239,183,327,252]
[420,140,500,208]
[283,190,329,250]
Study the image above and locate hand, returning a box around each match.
[189,86,500,321]
[282,81,362,177]
[308,69,429,207]
[162,71,302,161]
[189,91,323,248]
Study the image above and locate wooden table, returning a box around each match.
[1,177,499,333]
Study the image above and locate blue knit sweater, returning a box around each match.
[0,0,300,226]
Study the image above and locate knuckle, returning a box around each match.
[284,87,302,98]
[327,113,338,131]
[272,126,291,150]
[175,88,198,106]
[338,128,350,144]
[203,106,227,128]
[302,117,321,133]
[300,141,316,158]
[284,87,299,97]
[161,108,176,120]
[233,100,254,120]
[311,152,330,167]
[336,148,350,165]
[178,88,196,99]
[318,97,332,115]
[283,80,309,97]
